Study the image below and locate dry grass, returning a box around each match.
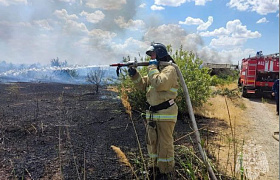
[6,83,20,99]
[195,83,246,127]
[106,85,119,92]
[111,145,138,179]
[194,83,249,178]
[111,145,134,168]
[118,85,148,179]
[120,86,132,118]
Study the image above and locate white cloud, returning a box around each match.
[139,3,146,8]
[54,9,78,21]
[53,9,89,36]
[85,0,126,10]
[58,0,76,3]
[227,0,279,15]
[210,36,247,48]
[200,19,261,49]
[155,0,186,7]
[256,17,269,24]
[179,17,203,25]
[197,16,213,31]
[114,16,145,30]
[33,20,53,30]
[80,10,105,23]
[154,0,211,6]
[226,19,261,38]
[194,0,212,6]
[151,5,165,10]
[199,27,230,37]
[179,16,213,31]
[63,20,88,35]
[227,0,249,11]
[0,0,27,6]
[200,19,261,38]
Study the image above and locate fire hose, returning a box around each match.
[110,61,217,180]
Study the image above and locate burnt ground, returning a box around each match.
[0,83,228,180]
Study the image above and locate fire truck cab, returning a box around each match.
[238,51,279,97]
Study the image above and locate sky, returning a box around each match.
[0,0,279,66]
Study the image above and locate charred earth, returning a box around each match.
[0,83,227,179]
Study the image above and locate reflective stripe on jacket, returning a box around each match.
[131,64,179,122]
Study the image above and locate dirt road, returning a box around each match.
[198,85,279,180]
[239,98,279,180]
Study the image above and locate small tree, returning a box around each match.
[51,58,78,79]
[86,68,105,93]
[173,47,212,113]
[51,57,67,67]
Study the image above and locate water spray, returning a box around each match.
[0,64,111,84]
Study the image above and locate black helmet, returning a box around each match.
[146,43,168,59]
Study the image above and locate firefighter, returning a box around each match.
[272,77,279,115]
[128,43,179,179]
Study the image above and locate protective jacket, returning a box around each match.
[272,79,279,97]
[272,79,279,114]
[131,64,179,122]
[131,63,179,173]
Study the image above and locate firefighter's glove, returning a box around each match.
[128,67,136,77]
[149,59,158,66]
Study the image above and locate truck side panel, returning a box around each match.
[239,53,279,97]
[273,60,279,72]
[257,59,265,72]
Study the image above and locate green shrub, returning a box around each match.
[209,75,223,86]
[212,87,240,98]
[211,69,239,85]
[173,48,212,114]
[118,66,147,112]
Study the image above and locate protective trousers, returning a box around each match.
[275,95,279,114]
[146,120,176,173]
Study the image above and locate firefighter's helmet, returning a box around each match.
[146,43,168,60]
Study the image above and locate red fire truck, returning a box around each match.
[238,51,279,97]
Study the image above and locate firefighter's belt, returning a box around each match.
[146,99,175,113]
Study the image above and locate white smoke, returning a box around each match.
[0,0,250,74]
[0,61,116,84]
